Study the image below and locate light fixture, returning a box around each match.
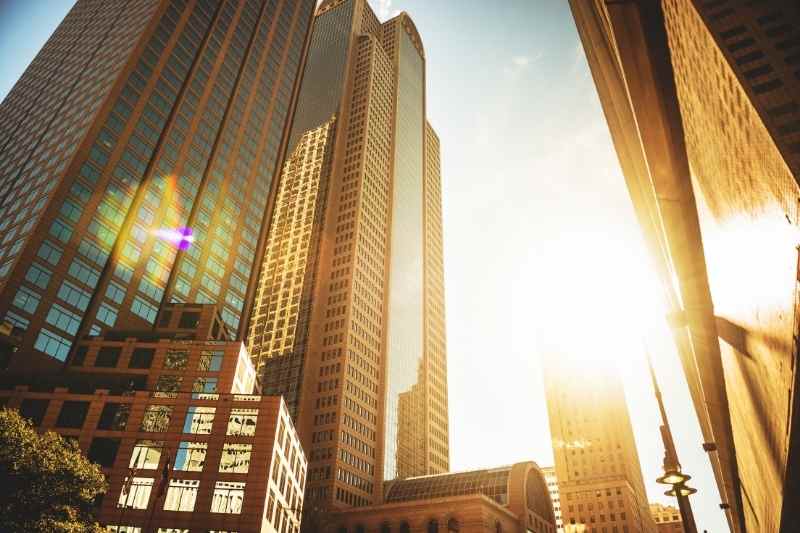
[656,468,690,486]
[664,484,697,497]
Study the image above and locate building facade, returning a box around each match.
[568,1,800,531]
[544,355,656,533]
[649,504,683,533]
[542,467,564,533]
[0,303,307,533]
[245,0,449,513]
[0,0,315,371]
[326,462,556,533]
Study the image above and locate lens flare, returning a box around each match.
[153,227,194,250]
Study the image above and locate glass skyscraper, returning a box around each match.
[0,0,316,370]
[246,0,450,514]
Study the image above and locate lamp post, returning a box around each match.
[647,354,699,533]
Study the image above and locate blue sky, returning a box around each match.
[0,1,730,531]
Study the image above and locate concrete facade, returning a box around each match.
[649,504,684,533]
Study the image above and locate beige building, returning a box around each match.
[324,462,556,533]
[649,504,684,533]
[544,355,656,533]
[568,1,800,531]
[541,467,564,533]
[246,0,449,516]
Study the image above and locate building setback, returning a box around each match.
[568,1,800,531]
[0,303,307,533]
[544,355,656,533]
[245,0,449,514]
[0,0,315,371]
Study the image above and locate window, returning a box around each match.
[130,440,164,469]
[183,406,215,434]
[198,350,223,371]
[34,328,72,361]
[154,375,183,398]
[56,401,89,429]
[178,311,200,329]
[163,479,199,512]
[88,437,121,467]
[95,346,122,367]
[19,398,49,425]
[140,405,173,432]
[46,303,82,335]
[118,477,153,509]
[428,520,439,533]
[13,286,40,314]
[447,519,459,533]
[192,377,218,399]
[58,280,91,311]
[97,403,130,430]
[227,408,258,436]
[106,527,142,533]
[219,443,252,473]
[132,296,158,323]
[210,481,245,514]
[164,349,188,369]
[25,263,52,289]
[157,529,189,533]
[174,441,207,471]
[129,347,155,368]
[97,303,118,327]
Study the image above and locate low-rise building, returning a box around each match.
[324,462,556,533]
[1,304,307,533]
[649,504,684,533]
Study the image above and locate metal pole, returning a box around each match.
[676,492,699,533]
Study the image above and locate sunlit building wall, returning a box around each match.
[0,0,316,372]
[246,0,449,516]
[542,466,564,533]
[568,1,800,531]
[649,503,684,533]
[544,355,656,533]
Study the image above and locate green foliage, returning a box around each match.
[0,408,107,533]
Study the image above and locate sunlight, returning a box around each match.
[530,228,665,370]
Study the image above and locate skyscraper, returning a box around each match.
[544,354,656,533]
[246,0,449,512]
[569,1,800,530]
[0,0,315,371]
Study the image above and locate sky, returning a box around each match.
[0,1,730,531]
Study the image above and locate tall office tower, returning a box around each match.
[569,1,800,531]
[246,0,449,513]
[544,355,656,533]
[0,0,315,371]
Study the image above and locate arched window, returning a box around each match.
[400,522,411,533]
[428,519,439,533]
[380,523,391,533]
[447,518,460,533]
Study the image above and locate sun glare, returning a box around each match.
[530,229,665,370]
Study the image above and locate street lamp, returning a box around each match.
[647,354,699,533]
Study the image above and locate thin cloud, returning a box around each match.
[503,52,543,79]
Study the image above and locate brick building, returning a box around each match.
[1,304,307,533]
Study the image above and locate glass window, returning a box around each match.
[129,347,155,369]
[118,477,153,510]
[174,441,207,472]
[97,402,130,430]
[12,286,40,314]
[219,443,252,474]
[130,440,164,469]
[163,479,199,512]
[95,346,122,367]
[178,311,200,329]
[106,281,126,304]
[164,349,189,369]
[106,526,142,532]
[57,280,91,311]
[45,303,82,335]
[183,406,215,434]
[24,263,52,289]
[19,398,49,425]
[88,437,121,467]
[154,375,183,398]
[131,296,158,323]
[140,405,173,432]
[210,481,245,514]
[192,377,218,399]
[198,350,223,371]
[226,408,258,436]
[33,328,72,361]
[97,303,118,327]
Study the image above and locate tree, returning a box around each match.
[0,408,107,532]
